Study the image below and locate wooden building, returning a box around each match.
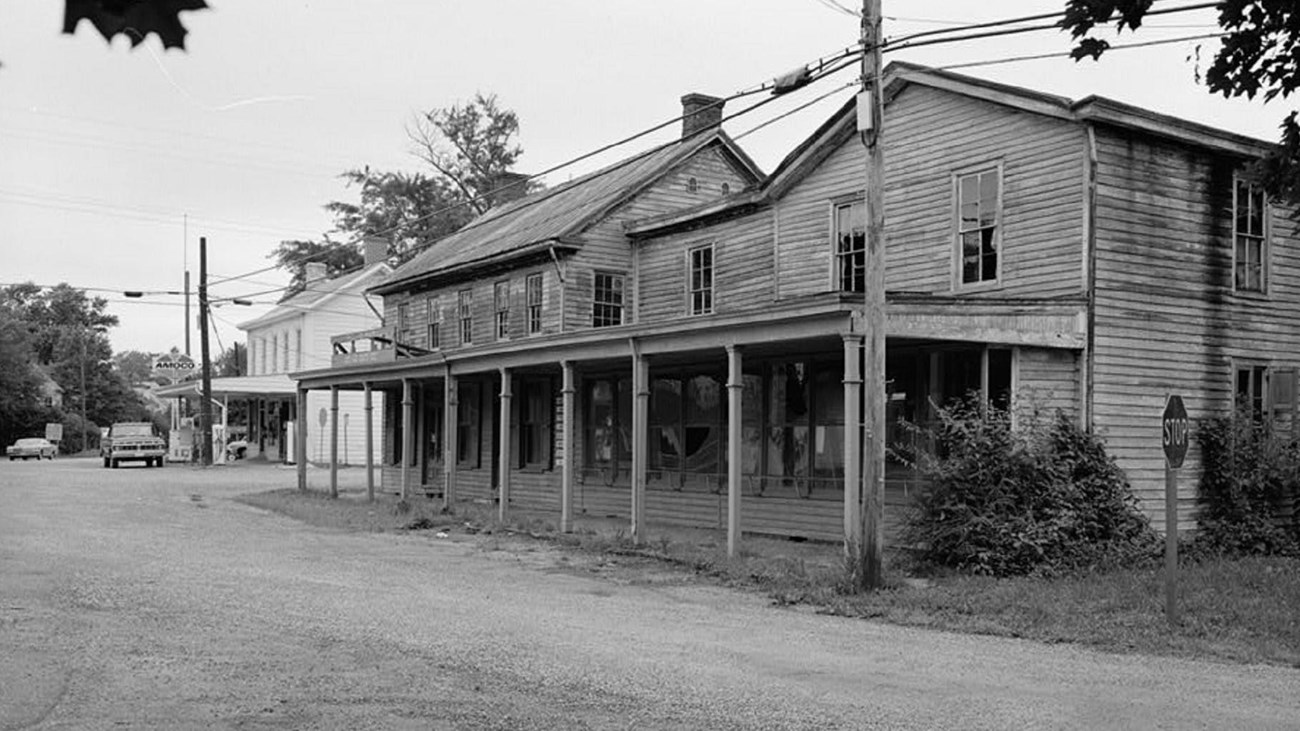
[295,64,1295,545]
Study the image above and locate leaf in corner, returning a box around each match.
[63,0,209,51]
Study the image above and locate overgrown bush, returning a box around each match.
[897,399,1157,577]
[1193,411,1300,557]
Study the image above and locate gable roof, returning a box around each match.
[763,61,1275,200]
[372,130,762,295]
[239,261,389,331]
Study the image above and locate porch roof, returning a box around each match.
[154,374,297,400]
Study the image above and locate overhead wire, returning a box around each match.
[937,32,1228,71]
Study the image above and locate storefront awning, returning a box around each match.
[154,374,297,400]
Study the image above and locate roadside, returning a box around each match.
[239,479,1300,669]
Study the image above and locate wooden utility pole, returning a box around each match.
[857,0,887,590]
[198,236,214,466]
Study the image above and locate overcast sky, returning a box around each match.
[0,1,1288,357]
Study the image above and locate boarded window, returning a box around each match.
[957,168,999,285]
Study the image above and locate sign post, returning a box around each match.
[1161,394,1189,626]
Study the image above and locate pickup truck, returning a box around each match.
[101,422,167,468]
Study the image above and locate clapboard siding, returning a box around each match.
[563,146,754,331]
[1091,125,1300,531]
[776,84,1086,301]
[1016,347,1080,418]
[636,214,774,323]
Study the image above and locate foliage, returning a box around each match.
[1061,0,1300,208]
[114,350,163,386]
[1192,410,1300,557]
[275,94,534,293]
[0,309,46,447]
[215,342,246,377]
[897,398,1157,577]
[62,0,207,50]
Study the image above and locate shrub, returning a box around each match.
[1193,411,1299,557]
[898,398,1157,577]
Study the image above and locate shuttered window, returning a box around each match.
[1234,179,1267,293]
[956,168,1000,286]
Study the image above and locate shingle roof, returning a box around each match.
[373,130,758,294]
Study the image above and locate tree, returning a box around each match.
[114,350,160,386]
[62,0,208,50]
[273,94,534,294]
[215,342,246,377]
[0,309,46,447]
[1062,1,1300,206]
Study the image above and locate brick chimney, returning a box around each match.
[362,236,388,267]
[681,93,724,139]
[484,171,531,208]
[303,261,327,288]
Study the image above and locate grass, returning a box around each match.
[239,487,1300,669]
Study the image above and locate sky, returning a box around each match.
[0,1,1290,357]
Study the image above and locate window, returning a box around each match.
[1236,364,1268,421]
[687,176,698,193]
[396,302,409,336]
[457,381,481,467]
[271,333,279,373]
[1234,179,1268,292]
[425,296,441,349]
[956,168,1000,286]
[593,272,624,327]
[518,377,553,468]
[721,182,731,195]
[282,331,289,372]
[834,199,865,293]
[526,273,543,335]
[458,289,473,345]
[688,244,714,315]
[295,329,302,369]
[494,280,510,340]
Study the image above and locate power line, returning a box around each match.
[936,32,1228,71]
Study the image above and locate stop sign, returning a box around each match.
[1162,395,1189,469]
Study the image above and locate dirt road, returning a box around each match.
[1,458,1296,729]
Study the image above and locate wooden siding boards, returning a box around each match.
[1090,124,1300,531]
[774,84,1087,301]
[636,214,773,324]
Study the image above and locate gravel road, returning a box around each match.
[1,458,1296,730]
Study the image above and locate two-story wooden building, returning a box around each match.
[296,63,1296,546]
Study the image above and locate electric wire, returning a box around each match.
[937,32,1228,71]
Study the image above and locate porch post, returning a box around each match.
[296,387,307,491]
[725,345,743,557]
[329,385,339,498]
[560,360,576,533]
[364,382,374,503]
[444,372,458,511]
[842,334,863,547]
[498,368,513,523]
[630,344,648,544]
[401,378,413,501]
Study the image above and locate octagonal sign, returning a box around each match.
[1162,395,1189,469]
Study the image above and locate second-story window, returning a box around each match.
[688,244,714,315]
[397,302,410,338]
[956,167,1000,286]
[425,296,440,349]
[494,280,510,340]
[271,333,279,373]
[282,331,289,372]
[458,289,473,345]
[834,198,865,293]
[295,329,302,370]
[1234,179,1268,292]
[526,273,543,335]
[593,272,624,327]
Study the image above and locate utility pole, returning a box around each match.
[199,236,214,466]
[857,0,887,590]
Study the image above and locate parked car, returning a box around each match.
[7,438,57,461]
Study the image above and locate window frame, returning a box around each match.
[830,195,866,294]
[592,271,625,328]
[687,243,715,316]
[396,301,410,337]
[458,289,473,346]
[952,163,1003,290]
[493,280,510,341]
[1232,177,1269,294]
[517,376,554,470]
[525,273,544,335]
[425,296,440,350]
[456,380,482,468]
